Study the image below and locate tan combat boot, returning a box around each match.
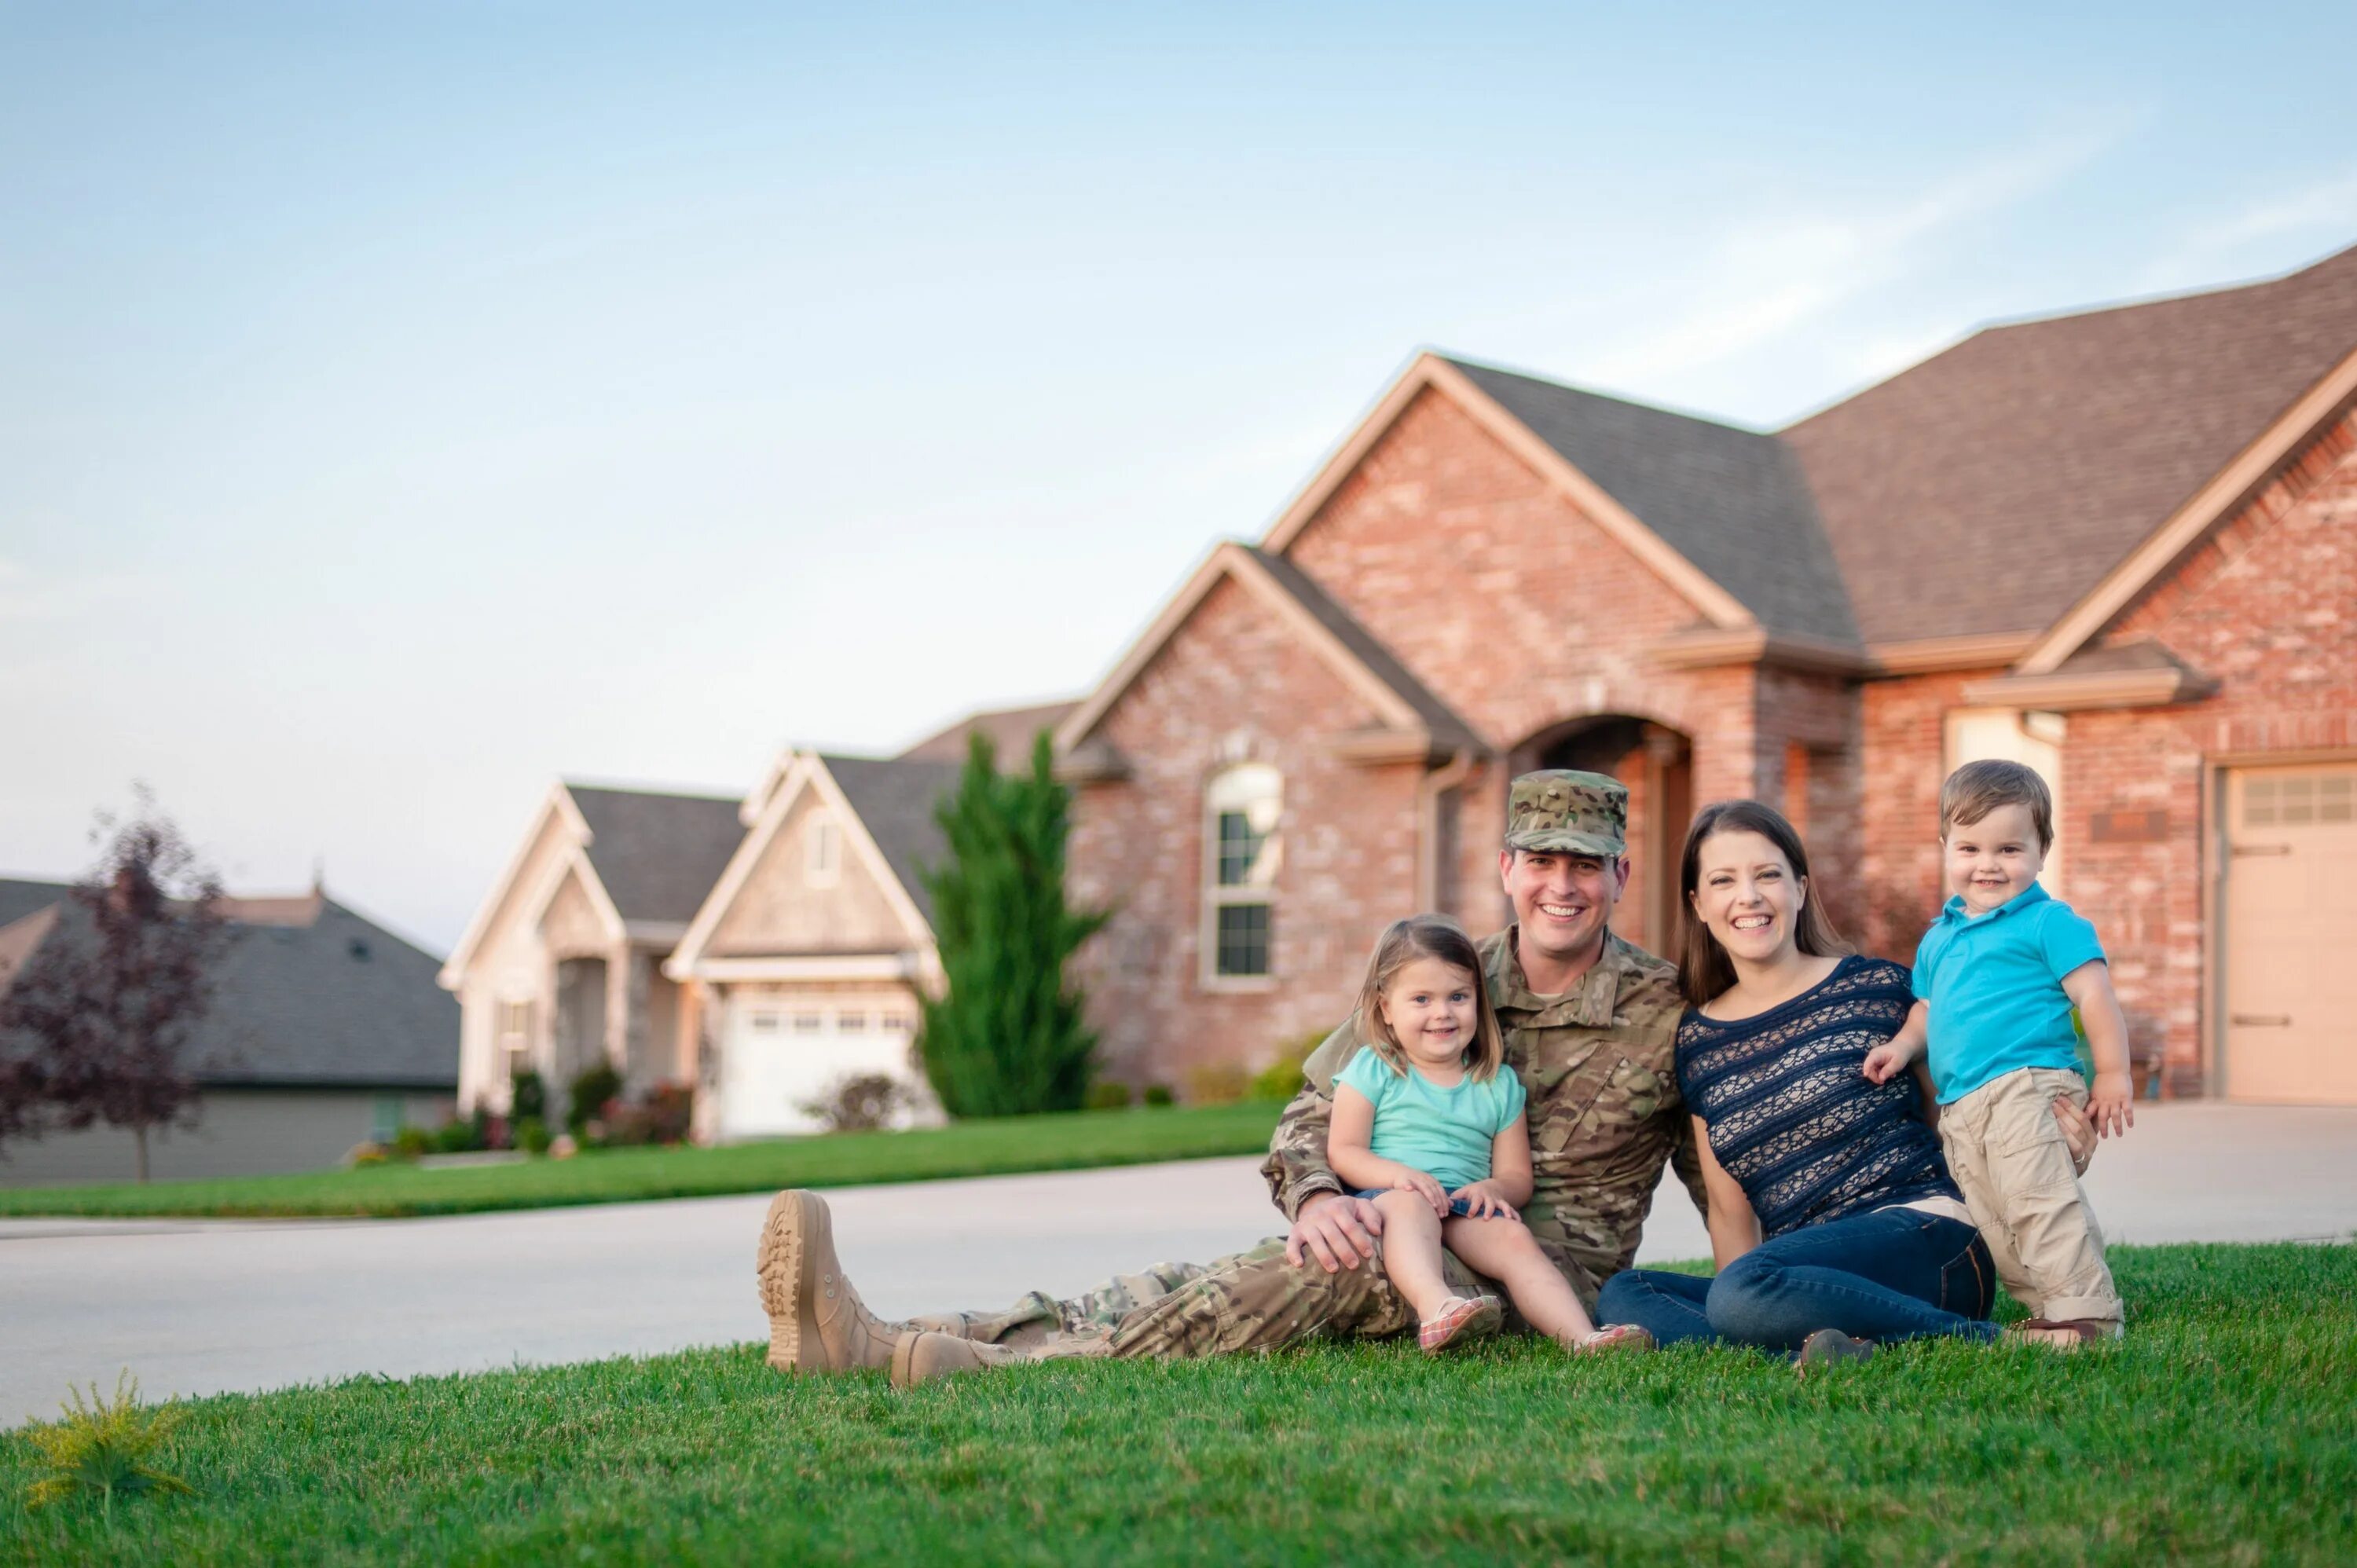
[755,1189,908,1373]
[890,1330,1026,1389]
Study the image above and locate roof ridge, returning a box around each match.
[561,779,741,803]
[1438,352,1774,438]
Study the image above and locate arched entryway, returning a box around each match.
[1508,716,1693,956]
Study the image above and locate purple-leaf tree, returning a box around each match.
[0,793,230,1181]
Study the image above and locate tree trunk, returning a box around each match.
[136,1125,150,1184]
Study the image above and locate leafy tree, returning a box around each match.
[917,731,1108,1117]
[0,793,229,1181]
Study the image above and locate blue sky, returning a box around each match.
[5,2,2354,951]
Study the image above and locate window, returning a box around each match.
[371,1095,403,1144]
[1204,763,1281,981]
[793,1013,824,1033]
[879,1012,912,1034]
[837,1012,868,1033]
[806,814,841,886]
[496,998,533,1055]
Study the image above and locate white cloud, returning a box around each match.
[2137,170,2357,290]
[1575,130,2121,390]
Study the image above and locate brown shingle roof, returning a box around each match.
[898,701,1079,767]
[1782,243,2357,647]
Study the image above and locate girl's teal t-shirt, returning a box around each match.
[1334,1045,1527,1192]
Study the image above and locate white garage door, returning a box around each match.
[2223,764,2357,1105]
[720,1001,921,1138]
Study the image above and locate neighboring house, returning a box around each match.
[899,699,1079,765]
[446,715,1061,1138]
[1054,244,2357,1105]
[0,878,457,1184]
[664,751,958,1141]
[438,782,744,1120]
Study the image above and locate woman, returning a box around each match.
[1595,799,2093,1363]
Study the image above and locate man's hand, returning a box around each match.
[1862,1039,1917,1085]
[1393,1169,1450,1218]
[1285,1192,1385,1273]
[1451,1180,1518,1222]
[2088,1070,2135,1140]
[2051,1094,2098,1176]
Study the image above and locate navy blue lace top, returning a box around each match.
[1675,954,1959,1239]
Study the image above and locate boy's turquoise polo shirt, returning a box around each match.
[1334,1045,1526,1191]
[1912,881,2106,1104]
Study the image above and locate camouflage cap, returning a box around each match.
[1505,770,1627,856]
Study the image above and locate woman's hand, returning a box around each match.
[1394,1169,1450,1218]
[2051,1094,2098,1176]
[1450,1181,1519,1222]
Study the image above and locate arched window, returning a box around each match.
[1204,764,1282,983]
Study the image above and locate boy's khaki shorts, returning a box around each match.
[1937,1065,2124,1325]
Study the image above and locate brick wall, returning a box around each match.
[1280,387,1767,953]
[1067,575,1424,1088]
[2062,406,2357,1095]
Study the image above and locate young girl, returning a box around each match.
[1328,914,1651,1354]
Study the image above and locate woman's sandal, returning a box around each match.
[1417,1294,1503,1353]
[1569,1323,1655,1354]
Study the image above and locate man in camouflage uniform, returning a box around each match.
[755,769,1707,1386]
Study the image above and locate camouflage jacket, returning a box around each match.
[1260,926,1707,1286]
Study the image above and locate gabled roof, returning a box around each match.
[1244,548,1479,751]
[1054,540,1478,756]
[899,700,1080,766]
[1,890,456,1090]
[664,751,954,978]
[819,755,958,924]
[563,784,745,926]
[1783,242,2357,650]
[1442,358,1859,644]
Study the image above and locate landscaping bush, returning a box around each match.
[390,1126,431,1161]
[565,1063,622,1137]
[798,1073,907,1134]
[1084,1080,1133,1111]
[1251,1030,1329,1101]
[430,1118,479,1155]
[1142,1084,1175,1107]
[509,1069,547,1125]
[1184,1061,1251,1106]
[916,731,1108,1117]
[601,1083,693,1147]
[515,1116,551,1156]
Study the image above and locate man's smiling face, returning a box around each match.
[1499,847,1626,969]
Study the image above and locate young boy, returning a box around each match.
[1864,759,2132,1346]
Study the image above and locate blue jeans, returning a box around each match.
[1596,1207,1999,1352]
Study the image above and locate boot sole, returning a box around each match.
[757,1189,826,1373]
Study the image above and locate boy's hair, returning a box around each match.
[1351,914,1505,1083]
[1940,760,2055,852]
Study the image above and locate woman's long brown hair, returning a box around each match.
[1676,799,1852,1009]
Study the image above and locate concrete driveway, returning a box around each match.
[3,1102,2351,1425]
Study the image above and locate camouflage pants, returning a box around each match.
[929,1232,1603,1361]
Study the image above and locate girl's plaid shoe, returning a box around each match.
[1571,1323,1655,1354]
[1417,1293,1502,1354]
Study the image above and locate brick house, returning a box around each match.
[1055,245,2357,1105]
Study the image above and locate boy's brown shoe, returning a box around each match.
[755,1189,908,1373]
[2007,1317,2122,1349]
[891,1331,1025,1388]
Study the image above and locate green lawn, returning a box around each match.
[0,1104,1282,1219]
[5,1243,2351,1565]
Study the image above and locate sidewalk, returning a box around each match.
[4,1102,2351,1424]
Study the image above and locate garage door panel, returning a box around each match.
[2226,765,2357,1105]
